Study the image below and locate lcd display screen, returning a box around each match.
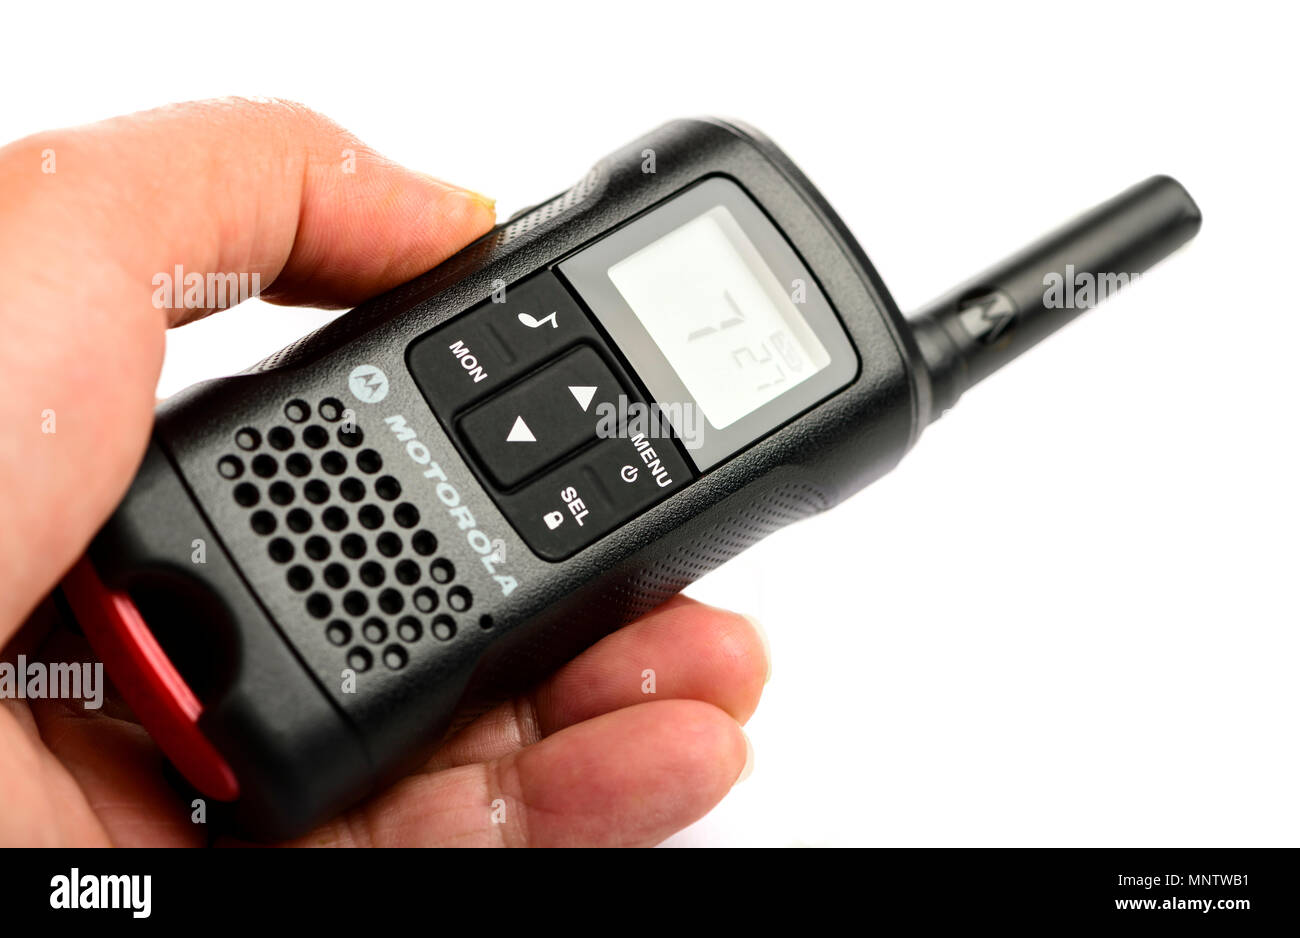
[606,205,832,428]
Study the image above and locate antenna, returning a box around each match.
[908,175,1202,420]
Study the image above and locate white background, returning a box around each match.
[5,2,1296,846]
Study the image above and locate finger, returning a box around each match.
[26,700,201,847]
[286,700,752,847]
[4,595,61,665]
[0,701,113,846]
[22,627,202,846]
[427,596,769,770]
[0,97,495,316]
[535,596,770,728]
[0,98,495,636]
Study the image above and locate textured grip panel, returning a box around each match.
[611,481,830,602]
[453,480,829,725]
[245,167,603,374]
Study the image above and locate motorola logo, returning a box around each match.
[957,289,1017,346]
[348,364,390,404]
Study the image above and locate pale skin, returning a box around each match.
[0,99,767,847]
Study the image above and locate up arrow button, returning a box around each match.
[506,416,536,442]
[457,345,625,489]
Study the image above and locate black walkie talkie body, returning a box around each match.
[61,118,1201,839]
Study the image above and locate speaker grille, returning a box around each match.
[217,397,474,674]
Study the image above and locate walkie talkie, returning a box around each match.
[60,118,1201,839]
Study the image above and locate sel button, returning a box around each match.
[503,435,693,560]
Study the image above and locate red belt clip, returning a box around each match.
[62,557,239,802]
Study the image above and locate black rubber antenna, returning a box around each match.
[908,175,1202,420]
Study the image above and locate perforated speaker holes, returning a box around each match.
[220,397,475,673]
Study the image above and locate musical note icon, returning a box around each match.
[518,310,559,329]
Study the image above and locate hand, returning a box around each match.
[0,99,766,846]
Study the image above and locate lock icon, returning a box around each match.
[543,510,564,530]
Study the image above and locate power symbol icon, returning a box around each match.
[619,465,638,483]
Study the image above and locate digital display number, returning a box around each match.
[606,205,831,428]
